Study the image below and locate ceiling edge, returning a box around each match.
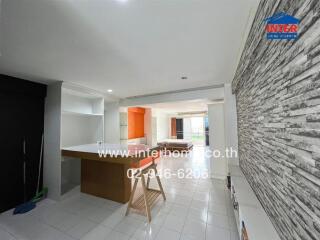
[125,84,225,99]
[230,0,261,83]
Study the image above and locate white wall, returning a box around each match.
[44,82,62,200]
[224,83,239,166]
[208,103,227,179]
[104,102,120,144]
[61,114,103,147]
[62,93,93,114]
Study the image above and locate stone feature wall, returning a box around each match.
[232,0,320,239]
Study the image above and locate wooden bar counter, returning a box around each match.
[61,144,158,203]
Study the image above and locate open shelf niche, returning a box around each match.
[119,107,147,145]
[61,85,104,195]
[229,165,280,240]
[43,82,105,200]
[120,110,129,144]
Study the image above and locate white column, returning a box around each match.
[224,83,239,166]
[144,108,152,146]
[183,117,192,140]
[104,102,120,144]
[208,103,227,179]
[44,82,62,200]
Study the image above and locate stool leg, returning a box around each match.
[126,177,138,216]
[141,174,151,222]
[154,166,166,201]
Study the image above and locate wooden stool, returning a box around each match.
[125,160,166,222]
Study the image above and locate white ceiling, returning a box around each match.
[142,99,219,114]
[0,0,257,98]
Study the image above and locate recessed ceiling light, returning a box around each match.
[181,76,188,80]
[107,89,113,93]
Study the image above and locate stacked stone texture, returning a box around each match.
[232,0,320,239]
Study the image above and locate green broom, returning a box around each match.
[32,134,48,203]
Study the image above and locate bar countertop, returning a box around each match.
[61,143,158,164]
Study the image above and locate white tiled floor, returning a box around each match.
[0,146,239,240]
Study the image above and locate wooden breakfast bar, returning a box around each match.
[61,144,159,203]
